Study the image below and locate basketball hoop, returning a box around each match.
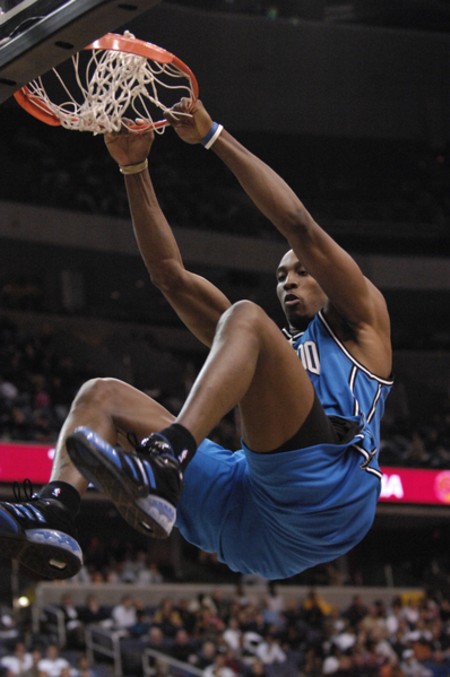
[13,31,199,134]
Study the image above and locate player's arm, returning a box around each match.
[168,100,390,349]
[104,125,231,348]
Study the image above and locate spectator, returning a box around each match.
[73,654,99,677]
[343,594,369,628]
[0,641,33,676]
[262,582,285,629]
[222,617,242,654]
[111,595,137,632]
[255,632,287,666]
[121,624,168,674]
[77,594,111,627]
[401,599,421,629]
[385,597,404,636]
[194,605,226,639]
[194,640,218,670]
[203,652,236,677]
[168,628,199,664]
[144,625,167,652]
[400,649,433,677]
[58,593,85,649]
[176,598,197,635]
[135,558,164,585]
[23,647,43,677]
[37,643,70,677]
[330,617,356,653]
[359,600,388,636]
[128,601,153,639]
[245,658,269,676]
[152,598,183,639]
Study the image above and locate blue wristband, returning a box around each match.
[200,122,224,149]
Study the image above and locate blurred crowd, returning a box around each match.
[1,583,450,676]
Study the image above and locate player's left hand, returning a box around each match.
[104,119,154,166]
[165,98,213,144]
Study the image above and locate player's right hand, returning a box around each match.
[104,119,154,167]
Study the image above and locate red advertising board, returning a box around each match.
[379,466,450,506]
[0,443,450,506]
[0,442,54,484]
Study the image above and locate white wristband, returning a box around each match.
[201,122,224,150]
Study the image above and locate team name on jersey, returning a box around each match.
[295,340,320,375]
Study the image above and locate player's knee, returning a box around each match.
[70,377,121,414]
[215,301,275,356]
[218,299,265,332]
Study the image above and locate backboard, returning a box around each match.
[0,0,162,103]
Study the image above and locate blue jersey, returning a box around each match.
[285,310,393,478]
[176,311,393,579]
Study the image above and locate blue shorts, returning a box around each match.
[175,432,380,580]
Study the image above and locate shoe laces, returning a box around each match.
[140,433,174,458]
[139,435,181,477]
[13,478,36,503]
[128,432,180,474]
[125,430,169,458]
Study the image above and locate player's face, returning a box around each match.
[276,250,327,331]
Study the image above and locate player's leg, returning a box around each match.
[175,300,318,452]
[65,379,182,540]
[0,378,175,579]
[50,377,175,490]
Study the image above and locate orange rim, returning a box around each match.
[14,32,199,129]
[14,86,62,126]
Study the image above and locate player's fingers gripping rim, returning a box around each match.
[105,118,147,141]
[129,118,155,134]
[165,98,195,125]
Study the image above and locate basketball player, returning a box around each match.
[0,99,392,580]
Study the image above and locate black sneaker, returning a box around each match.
[0,484,82,580]
[66,427,182,539]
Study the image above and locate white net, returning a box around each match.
[23,37,196,134]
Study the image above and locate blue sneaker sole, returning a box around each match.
[66,428,176,539]
[0,517,82,580]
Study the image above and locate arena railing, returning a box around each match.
[85,625,125,677]
[142,648,203,677]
